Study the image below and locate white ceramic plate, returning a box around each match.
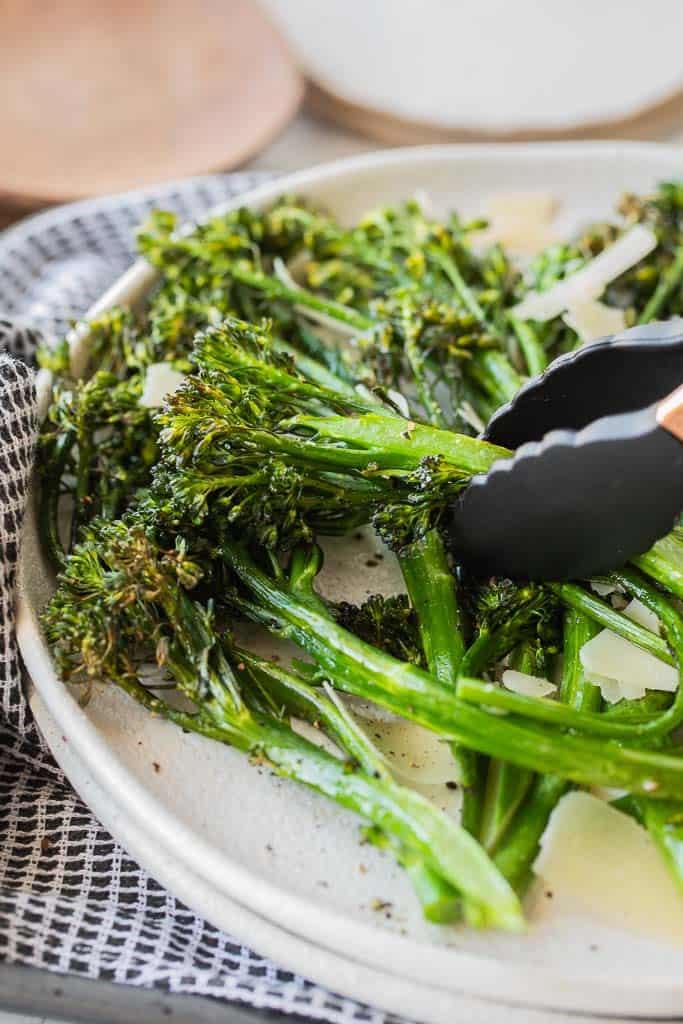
[17,144,683,1021]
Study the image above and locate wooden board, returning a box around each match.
[307,79,683,146]
[0,0,302,211]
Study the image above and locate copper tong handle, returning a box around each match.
[657,383,683,441]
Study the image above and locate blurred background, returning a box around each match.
[1,0,682,221]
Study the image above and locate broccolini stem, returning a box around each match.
[398,529,465,680]
[399,850,460,924]
[430,248,503,343]
[227,714,520,928]
[478,642,536,854]
[457,589,550,839]
[550,582,674,666]
[126,634,521,929]
[492,610,601,892]
[509,316,547,377]
[398,528,477,829]
[467,350,523,407]
[287,413,510,476]
[493,774,566,894]
[629,798,683,899]
[460,576,683,741]
[403,326,448,427]
[638,245,683,324]
[423,246,523,405]
[272,337,382,407]
[632,528,683,599]
[231,265,373,332]
[236,651,462,924]
[479,757,533,855]
[222,543,683,799]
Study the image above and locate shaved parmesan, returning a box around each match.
[586,672,631,704]
[483,191,558,253]
[580,601,677,703]
[623,597,661,635]
[512,225,657,322]
[139,363,185,408]
[534,792,683,941]
[273,257,358,337]
[502,670,556,698]
[563,298,626,344]
[590,580,617,597]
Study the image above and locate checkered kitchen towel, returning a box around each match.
[0,173,401,1024]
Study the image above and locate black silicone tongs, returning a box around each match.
[449,321,683,580]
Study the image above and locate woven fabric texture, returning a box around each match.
[0,173,400,1024]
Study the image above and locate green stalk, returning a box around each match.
[271,337,383,407]
[478,642,535,854]
[430,248,492,327]
[493,774,568,895]
[398,529,465,682]
[238,650,460,924]
[127,594,521,931]
[550,582,674,666]
[217,714,518,929]
[429,247,522,404]
[398,528,477,830]
[231,265,373,333]
[632,528,683,599]
[403,333,447,427]
[492,610,601,892]
[480,758,533,854]
[461,572,683,741]
[627,799,683,899]
[287,413,510,475]
[638,245,683,324]
[223,544,683,799]
[509,316,547,376]
[467,350,522,406]
[457,591,549,840]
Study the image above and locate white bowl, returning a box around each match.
[18,143,683,1021]
[263,0,683,135]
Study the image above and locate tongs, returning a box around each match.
[449,321,683,580]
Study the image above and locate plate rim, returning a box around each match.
[31,687,605,1024]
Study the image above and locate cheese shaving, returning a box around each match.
[563,298,626,344]
[590,580,617,597]
[139,363,185,408]
[512,225,657,322]
[534,792,683,941]
[501,670,557,698]
[273,257,358,337]
[580,598,677,704]
[623,597,661,635]
[483,191,558,254]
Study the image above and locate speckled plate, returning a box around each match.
[17,144,683,1021]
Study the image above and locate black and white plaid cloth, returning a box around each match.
[0,173,400,1024]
